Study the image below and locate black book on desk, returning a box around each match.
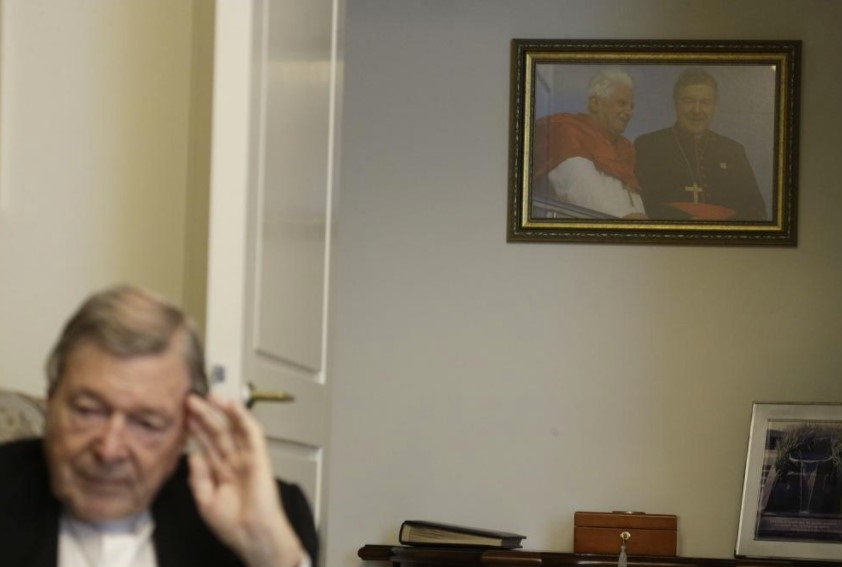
[399,520,526,549]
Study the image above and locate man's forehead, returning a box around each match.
[61,343,192,400]
[679,84,716,97]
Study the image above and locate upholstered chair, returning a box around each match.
[0,389,46,443]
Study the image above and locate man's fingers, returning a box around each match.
[186,394,272,474]
[219,397,268,453]
[187,451,214,505]
[186,394,245,476]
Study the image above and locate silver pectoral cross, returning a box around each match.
[684,183,704,204]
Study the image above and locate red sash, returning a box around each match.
[532,113,640,193]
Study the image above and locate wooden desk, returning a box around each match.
[357,545,840,567]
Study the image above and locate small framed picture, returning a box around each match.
[507,39,801,245]
[736,403,842,561]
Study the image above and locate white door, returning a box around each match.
[203,0,342,556]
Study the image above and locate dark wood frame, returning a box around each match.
[736,403,842,561]
[507,39,801,246]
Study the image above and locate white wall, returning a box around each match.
[326,1,842,565]
[0,0,207,393]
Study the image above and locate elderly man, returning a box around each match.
[532,68,645,219]
[634,68,767,221]
[0,285,317,567]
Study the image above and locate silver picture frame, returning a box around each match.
[736,402,842,561]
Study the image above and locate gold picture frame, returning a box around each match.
[507,39,801,245]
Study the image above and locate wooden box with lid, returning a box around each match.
[574,511,677,556]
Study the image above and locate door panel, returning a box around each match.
[206,0,341,542]
[266,439,322,516]
[256,0,334,372]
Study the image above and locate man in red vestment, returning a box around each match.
[532,69,645,219]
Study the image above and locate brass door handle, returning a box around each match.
[244,382,295,409]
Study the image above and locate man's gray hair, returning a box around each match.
[673,67,718,102]
[45,284,208,396]
[587,68,634,100]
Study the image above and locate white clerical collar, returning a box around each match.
[59,510,157,567]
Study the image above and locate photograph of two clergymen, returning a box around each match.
[530,63,775,222]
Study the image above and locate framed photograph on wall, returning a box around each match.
[736,403,842,561]
[507,39,801,245]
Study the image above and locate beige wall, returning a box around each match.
[327,1,842,565]
[0,0,209,394]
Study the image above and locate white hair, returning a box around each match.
[587,68,634,100]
